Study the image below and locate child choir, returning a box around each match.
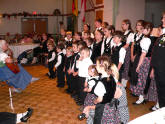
[45,12,165,123]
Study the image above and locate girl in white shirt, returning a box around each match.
[131,22,153,105]
[101,25,115,56]
[121,19,134,88]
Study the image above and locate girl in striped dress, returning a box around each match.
[130,22,154,105]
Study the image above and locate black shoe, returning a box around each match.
[130,93,138,97]
[20,108,33,122]
[45,73,50,77]
[78,113,86,120]
[65,89,72,94]
[132,100,146,105]
[58,85,64,88]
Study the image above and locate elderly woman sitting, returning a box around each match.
[0,40,39,93]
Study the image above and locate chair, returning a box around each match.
[0,80,14,112]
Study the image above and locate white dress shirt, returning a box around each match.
[55,52,62,68]
[76,57,93,78]
[124,30,134,44]
[0,52,8,63]
[113,43,126,64]
[101,36,113,55]
[140,37,151,53]
[48,51,56,62]
[94,81,106,97]
[133,33,143,42]
[86,76,99,89]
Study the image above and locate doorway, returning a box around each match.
[21,18,48,34]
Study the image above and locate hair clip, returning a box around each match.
[91,68,95,72]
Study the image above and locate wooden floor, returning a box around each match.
[0,65,155,124]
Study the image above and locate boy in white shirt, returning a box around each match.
[76,47,93,105]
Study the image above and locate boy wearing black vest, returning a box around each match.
[111,31,126,81]
[55,44,65,87]
[68,41,80,98]
[47,43,56,79]
[64,47,73,93]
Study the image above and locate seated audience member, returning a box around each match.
[31,33,48,64]
[0,108,33,124]
[0,40,39,93]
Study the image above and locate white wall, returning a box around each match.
[115,0,145,30]
[0,0,68,35]
[104,0,113,25]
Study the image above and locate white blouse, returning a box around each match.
[77,57,93,78]
[0,52,8,63]
[94,81,106,97]
[140,37,151,53]
[124,30,134,44]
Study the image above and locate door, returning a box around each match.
[22,18,48,34]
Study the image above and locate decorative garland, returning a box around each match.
[0,9,61,19]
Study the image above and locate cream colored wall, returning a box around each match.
[104,0,113,25]
[0,0,68,34]
[115,0,145,30]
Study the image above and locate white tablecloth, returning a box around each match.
[128,107,165,124]
[9,43,39,58]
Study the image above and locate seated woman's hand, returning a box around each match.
[5,57,13,63]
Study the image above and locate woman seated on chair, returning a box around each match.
[0,40,39,93]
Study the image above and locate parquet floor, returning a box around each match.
[0,65,155,124]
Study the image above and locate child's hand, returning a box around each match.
[79,56,83,61]
[83,106,90,118]
[114,87,122,99]
[73,71,78,76]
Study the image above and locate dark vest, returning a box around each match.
[91,40,102,63]
[71,52,80,72]
[111,44,124,66]
[48,50,55,60]
[65,55,73,70]
[87,78,99,94]
[66,40,72,47]
[133,33,144,56]
[57,52,65,70]
[103,37,113,56]
[95,76,116,104]
[151,35,165,69]
[123,31,132,45]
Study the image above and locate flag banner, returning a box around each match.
[72,0,78,16]
[80,0,86,22]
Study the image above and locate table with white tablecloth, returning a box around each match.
[9,43,39,58]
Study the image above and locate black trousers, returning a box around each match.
[70,74,79,94]
[57,68,65,86]
[0,112,16,124]
[66,72,71,90]
[154,67,165,108]
[33,47,42,57]
[48,62,55,78]
[77,76,87,103]
[93,104,105,124]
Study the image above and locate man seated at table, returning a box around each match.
[0,40,39,93]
